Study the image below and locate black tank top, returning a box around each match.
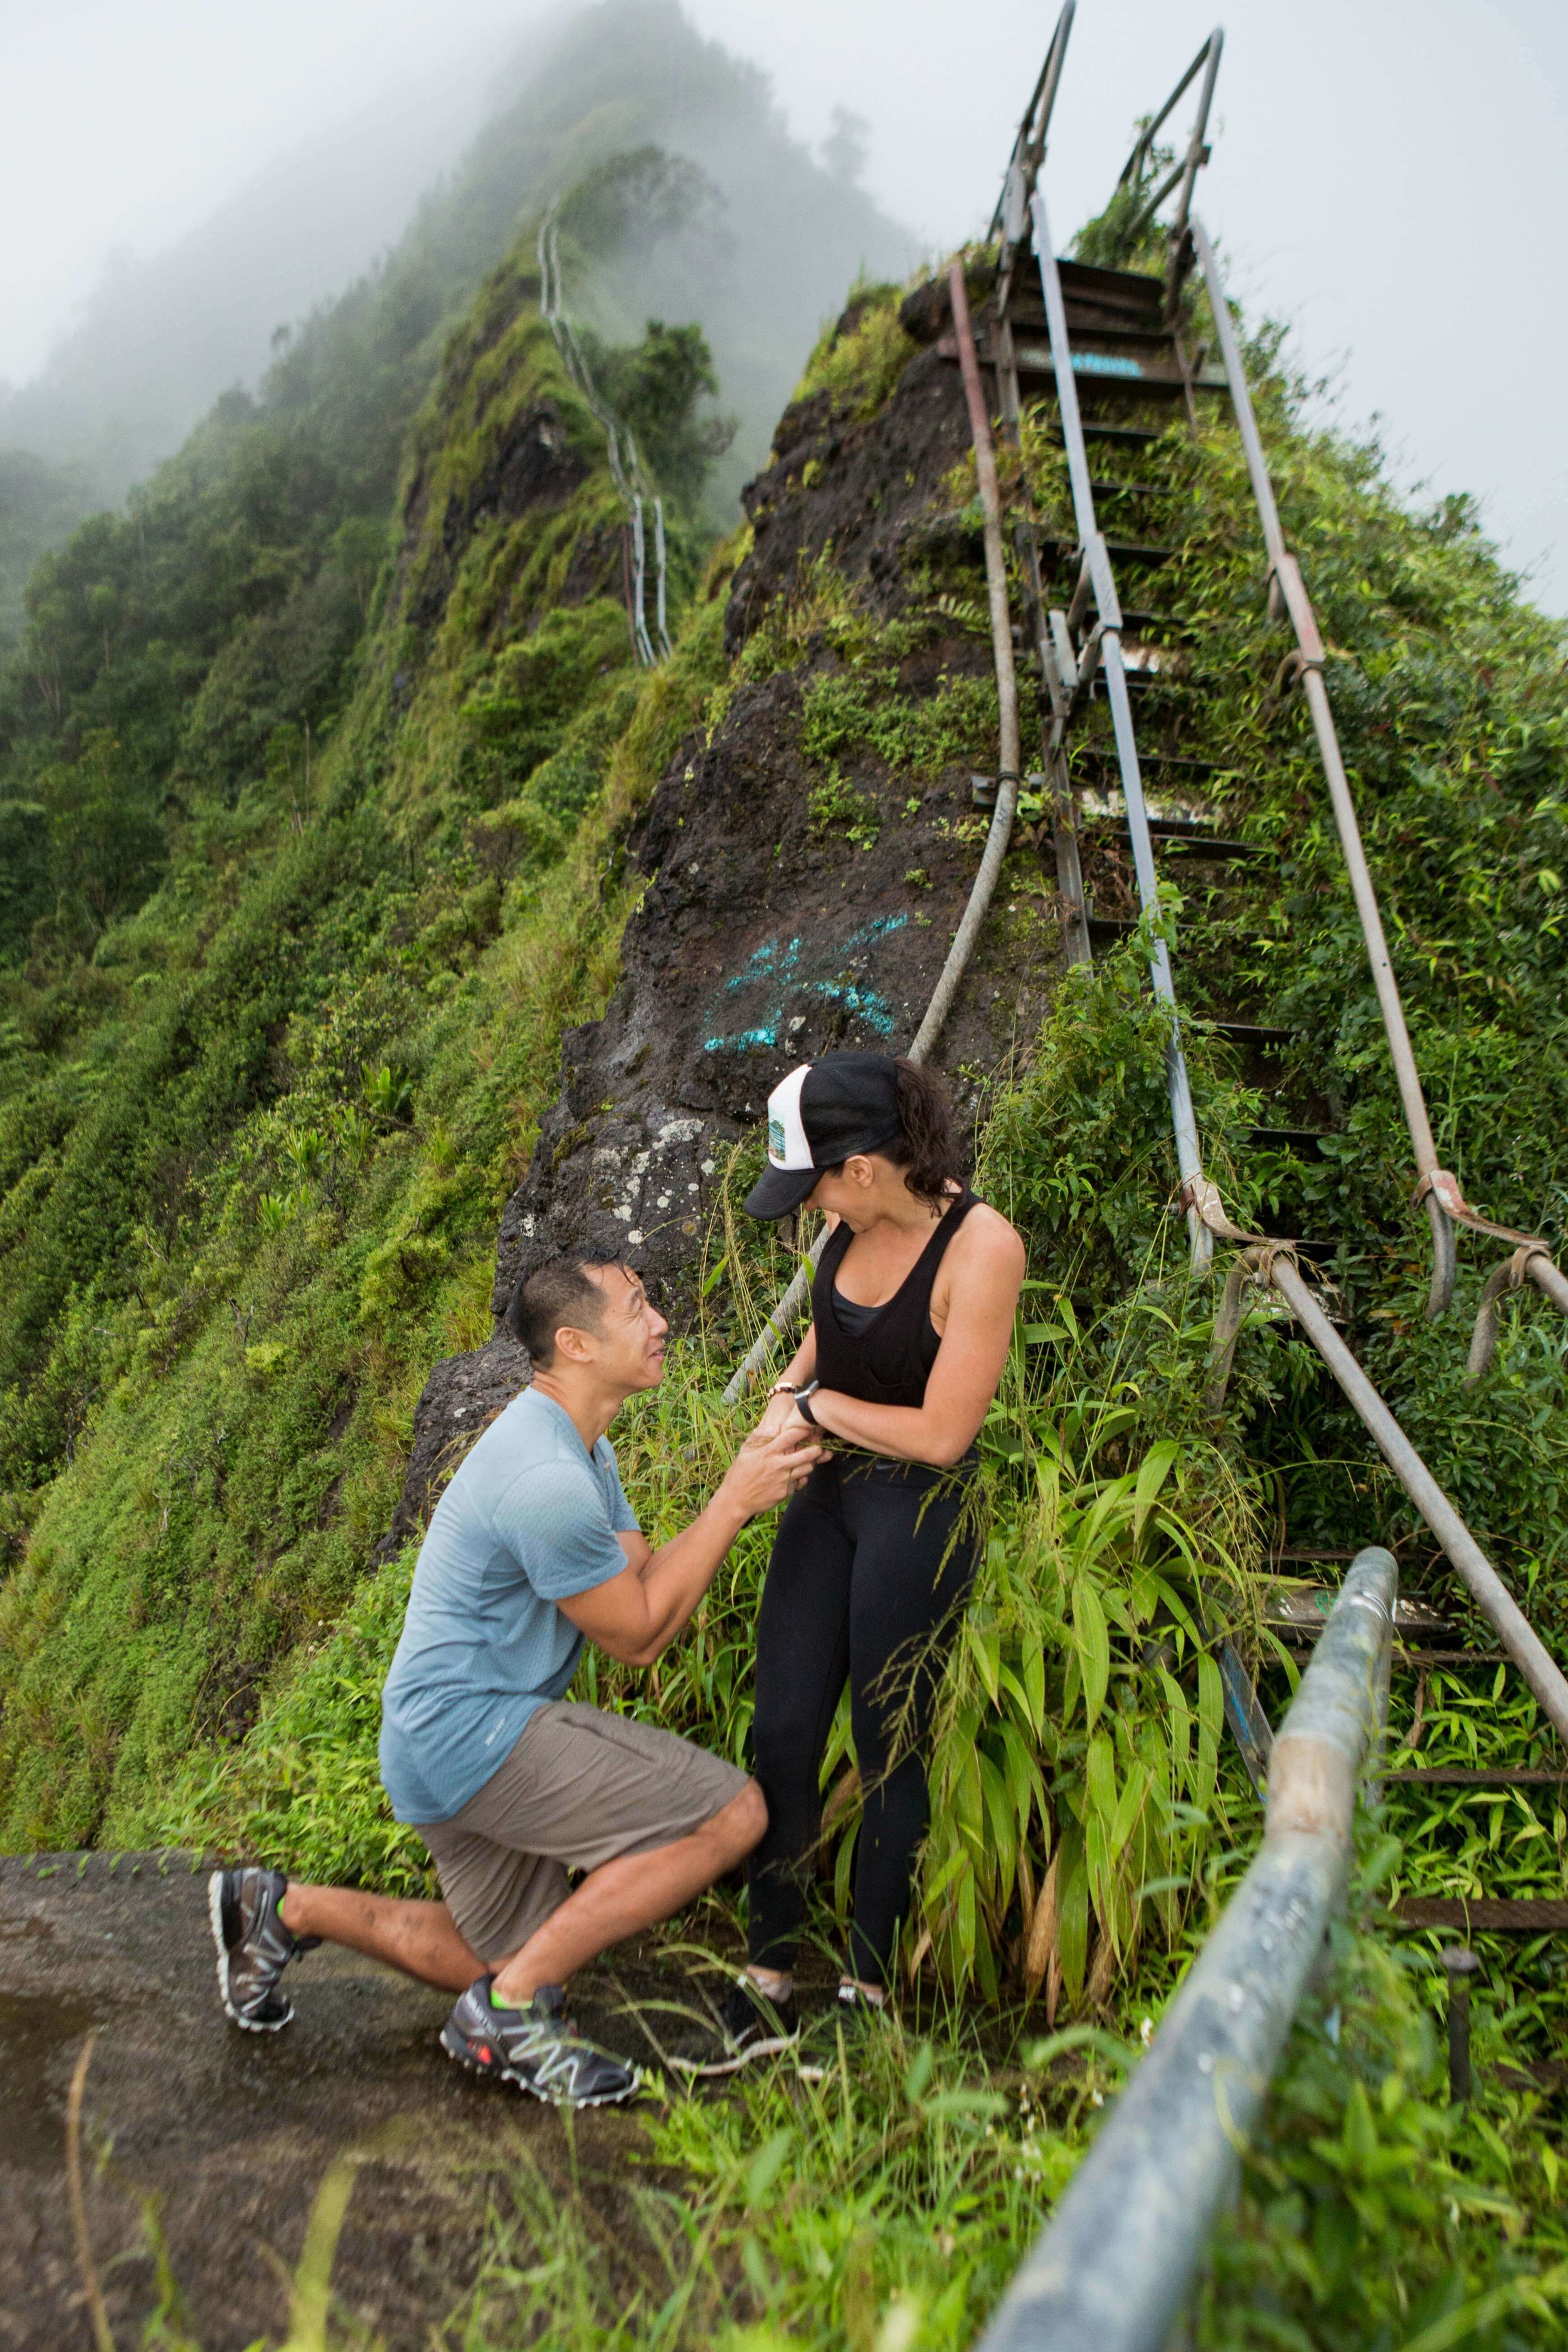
[811,1190,980,1409]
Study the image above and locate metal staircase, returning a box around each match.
[957,11,1568,2344]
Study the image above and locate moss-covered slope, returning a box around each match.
[0,238,728,1847]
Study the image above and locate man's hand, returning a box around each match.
[717,1422,825,1522]
[559,1425,824,1667]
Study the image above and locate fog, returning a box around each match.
[3,0,1565,610]
[0,3,543,494]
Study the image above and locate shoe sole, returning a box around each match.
[670,2031,799,2079]
[207,1870,293,2035]
[440,2023,640,2107]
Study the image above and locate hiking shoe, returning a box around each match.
[795,1983,884,2082]
[441,1979,641,2108]
[669,1977,800,2077]
[208,1865,318,2032]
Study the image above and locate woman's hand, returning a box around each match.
[754,1389,797,1439]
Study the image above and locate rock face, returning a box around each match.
[387,294,1059,1549]
[493,327,1055,1316]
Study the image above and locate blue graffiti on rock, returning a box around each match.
[702,913,909,1054]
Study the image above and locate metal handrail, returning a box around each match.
[1017,43,1567,1741]
[978,1545,1397,2352]
[1113,29,1222,256]
[1188,218,1568,1335]
[988,2,1076,246]
[980,38,1568,2343]
[988,5,1093,973]
[1029,182,1251,1274]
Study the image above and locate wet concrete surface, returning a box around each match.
[0,1851,716,2350]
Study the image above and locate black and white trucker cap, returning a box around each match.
[743,1053,903,1221]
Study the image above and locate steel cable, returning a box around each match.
[719,262,1022,1406]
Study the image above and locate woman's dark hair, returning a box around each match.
[823,1060,965,1207]
[818,1067,963,1214]
[884,1057,966,1206]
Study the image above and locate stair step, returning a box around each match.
[1210,1020,1295,1046]
[1008,341,1224,395]
[1041,536,1175,566]
[1012,310,1174,349]
[1398,1898,1568,1931]
[1116,610,1184,633]
[1266,1586,1454,1639]
[1385,1769,1567,1787]
[1160,835,1264,859]
[1392,1648,1508,1666]
[1248,1125,1331,1154]
[1089,479,1166,497]
[1074,748,1220,777]
[1085,817,1264,859]
[1066,423,1163,448]
[1274,1644,1508,1668]
[1056,257,1166,314]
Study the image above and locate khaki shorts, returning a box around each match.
[416,1700,750,1964]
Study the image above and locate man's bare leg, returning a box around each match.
[279,1885,481,1993]
[490,1779,765,2005]
[273,1779,762,2005]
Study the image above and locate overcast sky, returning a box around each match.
[4,0,1565,610]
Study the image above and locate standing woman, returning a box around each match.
[677,1052,1025,2075]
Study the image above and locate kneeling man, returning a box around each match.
[209,1254,820,2107]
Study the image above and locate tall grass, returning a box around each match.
[432,1872,1568,2351]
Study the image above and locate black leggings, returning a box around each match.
[746,1453,978,1987]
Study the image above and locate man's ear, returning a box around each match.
[552,1323,597,1365]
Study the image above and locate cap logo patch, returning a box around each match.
[764,1063,815,1172]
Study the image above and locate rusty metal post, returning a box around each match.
[1441,1946,1480,2102]
[1169,31,1223,246]
[905,265,1020,1066]
[978,1549,1396,2352]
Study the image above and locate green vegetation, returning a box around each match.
[793,280,917,420]
[0,208,733,1847]
[429,1883,1566,2351]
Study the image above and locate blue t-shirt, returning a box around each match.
[379,1387,637,1823]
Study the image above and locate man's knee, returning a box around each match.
[717,1775,768,1856]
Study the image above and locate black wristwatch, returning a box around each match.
[794,1380,822,1427]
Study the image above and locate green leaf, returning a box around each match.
[1074,1580,1111,1732]
[1058,1846,1089,2001]
[745,2129,793,2207]
[904,2042,935,2103]
[1132,1439,1179,1542]
[1021,2024,1138,2072]
[1086,1729,1118,1825]
[1110,1759,1150,1858]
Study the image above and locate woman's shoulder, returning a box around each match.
[950,1197,1025,1270]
